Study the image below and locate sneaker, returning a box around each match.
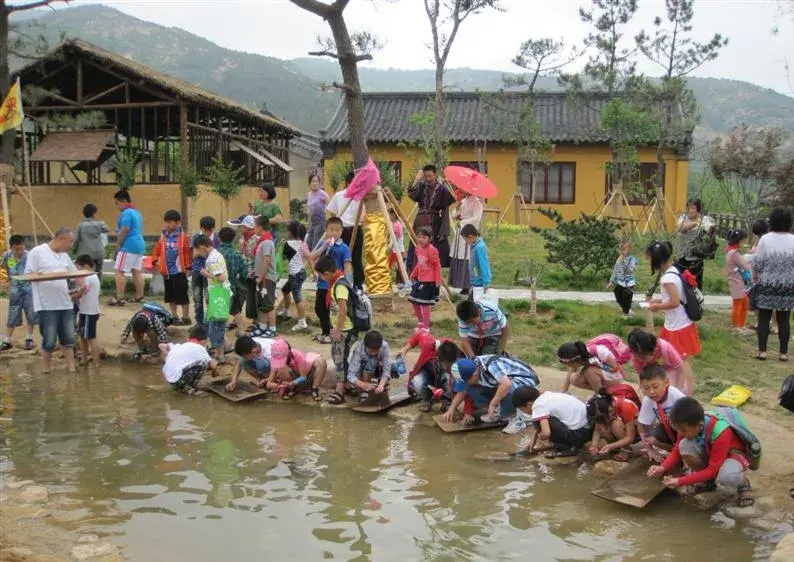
[291,319,308,332]
[0,341,12,352]
[276,308,290,319]
[24,339,34,351]
[502,414,527,435]
[480,413,503,424]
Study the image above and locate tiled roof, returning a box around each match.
[320,92,691,146]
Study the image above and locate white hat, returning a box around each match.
[238,215,255,229]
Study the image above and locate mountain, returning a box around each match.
[11,4,794,141]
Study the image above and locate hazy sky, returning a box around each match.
[70,0,793,95]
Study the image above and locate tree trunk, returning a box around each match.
[433,66,444,167]
[0,6,15,183]
[530,284,537,315]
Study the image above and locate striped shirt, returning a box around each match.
[120,310,168,345]
[471,355,539,389]
[609,255,638,287]
[457,300,507,340]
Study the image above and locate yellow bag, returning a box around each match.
[711,385,751,408]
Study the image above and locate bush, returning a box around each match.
[290,198,308,221]
[531,208,620,281]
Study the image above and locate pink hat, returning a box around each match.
[270,338,289,370]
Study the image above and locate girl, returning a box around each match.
[279,221,311,332]
[408,227,441,331]
[558,340,624,393]
[587,388,640,461]
[645,240,699,394]
[606,239,638,318]
[725,229,752,334]
[388,208,408,288]
[266,338,327,402]
[448,191,484,293]
[627,328,693,394]
[306,174,329,251]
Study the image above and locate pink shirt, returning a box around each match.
[725,248,751,300]
[287,349,321,377]
[631,339,684,373]
[410,244,441,284]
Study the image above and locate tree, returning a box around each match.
[205,156,244,222]
[289,0,374,169]
[637,0,727,230]
[422,0,503,167]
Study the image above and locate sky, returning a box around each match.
[65,0,794,95]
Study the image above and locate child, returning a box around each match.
[192,234,230,362]
[397,330,446,410]
[226,335,274,392]
[253,215,278,338]
[346,330,392,403]
[645,240,699,395]
[627,328,693,393]
[279,220,311,332]
[236,215,270,327]
[557,340,625,393]
[388,208,407,288]
[217,227,247,338]
[587,388,639,461]
[315,255,357,404]
[648,397,753,506]
[461,224,491,294]
[1,235,36,351]
[725,229,753,334]
[189,216,220,327]
[265,338,327,401]
[310,216,352,344]
[606,239,638,318]
[152,209,191,325]
[159,325,217,395]
[512,386,591,458]
[455,298,509,357]
[408,227,441,331]
[637,364,686,462]
[74,255,101,367]
[72,203,108,274]
[121,305,170,359]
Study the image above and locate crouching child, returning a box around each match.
[637,364,686,462]
[587,388,640,461]
[347,330,391,403]
[226,335,274,392]
[120,303,172,360]
[160,326,217,395]
[513,386,592,459]
[397,331,458,412]
[265,338,328,402]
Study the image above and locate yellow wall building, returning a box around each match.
[320,92,692,229]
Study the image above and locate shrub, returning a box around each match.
[290,198,308,221]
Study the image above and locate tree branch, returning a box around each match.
[7,0,67,13]
[288,0,334,18]
[308,49,372,62]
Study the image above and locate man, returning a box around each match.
[327,172,364,289]
[111,189,145,305]
[24,227,82,373]
[456,299,509,358]
[406,165,455,271]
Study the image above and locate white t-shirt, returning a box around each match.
[24,243,77,312]
[659,266,692,331]
[530,391,588,430]
[285,240,309,275]
[205,249,230,289]
[249,337,273,360]
[327,190,361,227]
[162,342,211,383]
[638,385,686,426]
[78,274,101,315]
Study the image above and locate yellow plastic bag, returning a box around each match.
[711,385,751,408]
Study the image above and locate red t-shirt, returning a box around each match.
[662,421,747,486]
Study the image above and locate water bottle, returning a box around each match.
[396,355,406,376]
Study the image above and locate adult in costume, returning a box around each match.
[406,165,456,271]
[448,192,484,292]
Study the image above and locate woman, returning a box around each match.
[752,208,794,362]
[448,192,484,292]
[305,174,329,251]
[249,182,284,240]
[675,199,713,290]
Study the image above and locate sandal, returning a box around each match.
[131,297,145,304]
[281,388,296,400]
[545,447,579,459]
[108,297,126,307]
[326,391,344,405]
[314,334,332,344]
[755,352,767,361]
[311,388,323,402]
[780,354,789,362]
[737,481,754,507]
[359,392,370,403]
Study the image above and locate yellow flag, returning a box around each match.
[0,78,24,135]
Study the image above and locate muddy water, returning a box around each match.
[0,363,781,561]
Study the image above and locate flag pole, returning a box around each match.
[21,124,36,245]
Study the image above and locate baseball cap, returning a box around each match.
[451,359,476,393]
[270,338,289,370]
[240,215,256,229]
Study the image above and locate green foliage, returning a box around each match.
[113,152,139,190]
[375,161,404,202]
[531,208,620,281]
[290,198,308,221]
[405,108,449,169]
[204,156,244,201]
[326,160,353,192]
[175,159,199,200]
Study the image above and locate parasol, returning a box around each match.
[443,165,497,199]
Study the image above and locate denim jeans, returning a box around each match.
[410,367,450,401]
[241,356,271,380]
[38,309,76,352]
[465,384,516,418]
[192,270,207,326]
[207,321,226,348]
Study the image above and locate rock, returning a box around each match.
[70,543,117,561]
[6,480,35,490]
[76,535,100,544]
[592,460,629,478]
[747,517,780,533]
[772,533,794,562]
[18,486,49,504]
[28,556,68,562]
[723,505,760,519]
[3,547,34,560]
[755,495,777,510]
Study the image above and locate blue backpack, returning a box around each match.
[142,302,175,327]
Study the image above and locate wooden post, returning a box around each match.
[349,198,365,250]
[13,187,54,238]
[21,128,37,244]
[375,187,409,284]
[1,183,10,249]
[179,103,189,230]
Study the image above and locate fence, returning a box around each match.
[709,213,743,237]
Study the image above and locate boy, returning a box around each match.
[346,330,392,402]
[226,335,274,392]
[192,234,230,362]
[151,210,191,324]
[1,235,36,351]
[461,224,491,293]
[456,299,509,358]
[637,364,687,462]
[234,215,264,327]
[74,255,101,367]
[315,255,358,405]
[159,325,217,395]
[72,203,108,274]
[397,330,452,412]
[512,386,591,458]
[121,305,170,359]
[189,216,220,327]
[443,356,539,434]
[217,226,247,337]
[264,338,328,401]
[310,217,352,344]
[253,215,277,337]
[648,397,753,506]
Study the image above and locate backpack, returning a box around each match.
[672,269,704,322]
[483,355,540,386]
[142,302,176,327]
[779,375,794,413]
[587,334,632,365]
[705,406,762,471]
[333,277,372,332]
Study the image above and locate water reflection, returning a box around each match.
[0,361,777,561]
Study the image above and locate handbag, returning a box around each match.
[206,283,232,322]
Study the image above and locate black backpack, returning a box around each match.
[671,269,704,322]
[779,375,794,413]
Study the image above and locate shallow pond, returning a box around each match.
[0,362,784,561]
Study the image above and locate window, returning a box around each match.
[448,160,488,174]
[604,162,665,205]
[517,162,576,204]
[375,160,402,184]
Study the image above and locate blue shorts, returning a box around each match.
[78,313,99,340]
[241,356,270,380]
[6,292,36,328]
[38,309,76,352]
[207,321,226,348]
[281,270,306,303]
